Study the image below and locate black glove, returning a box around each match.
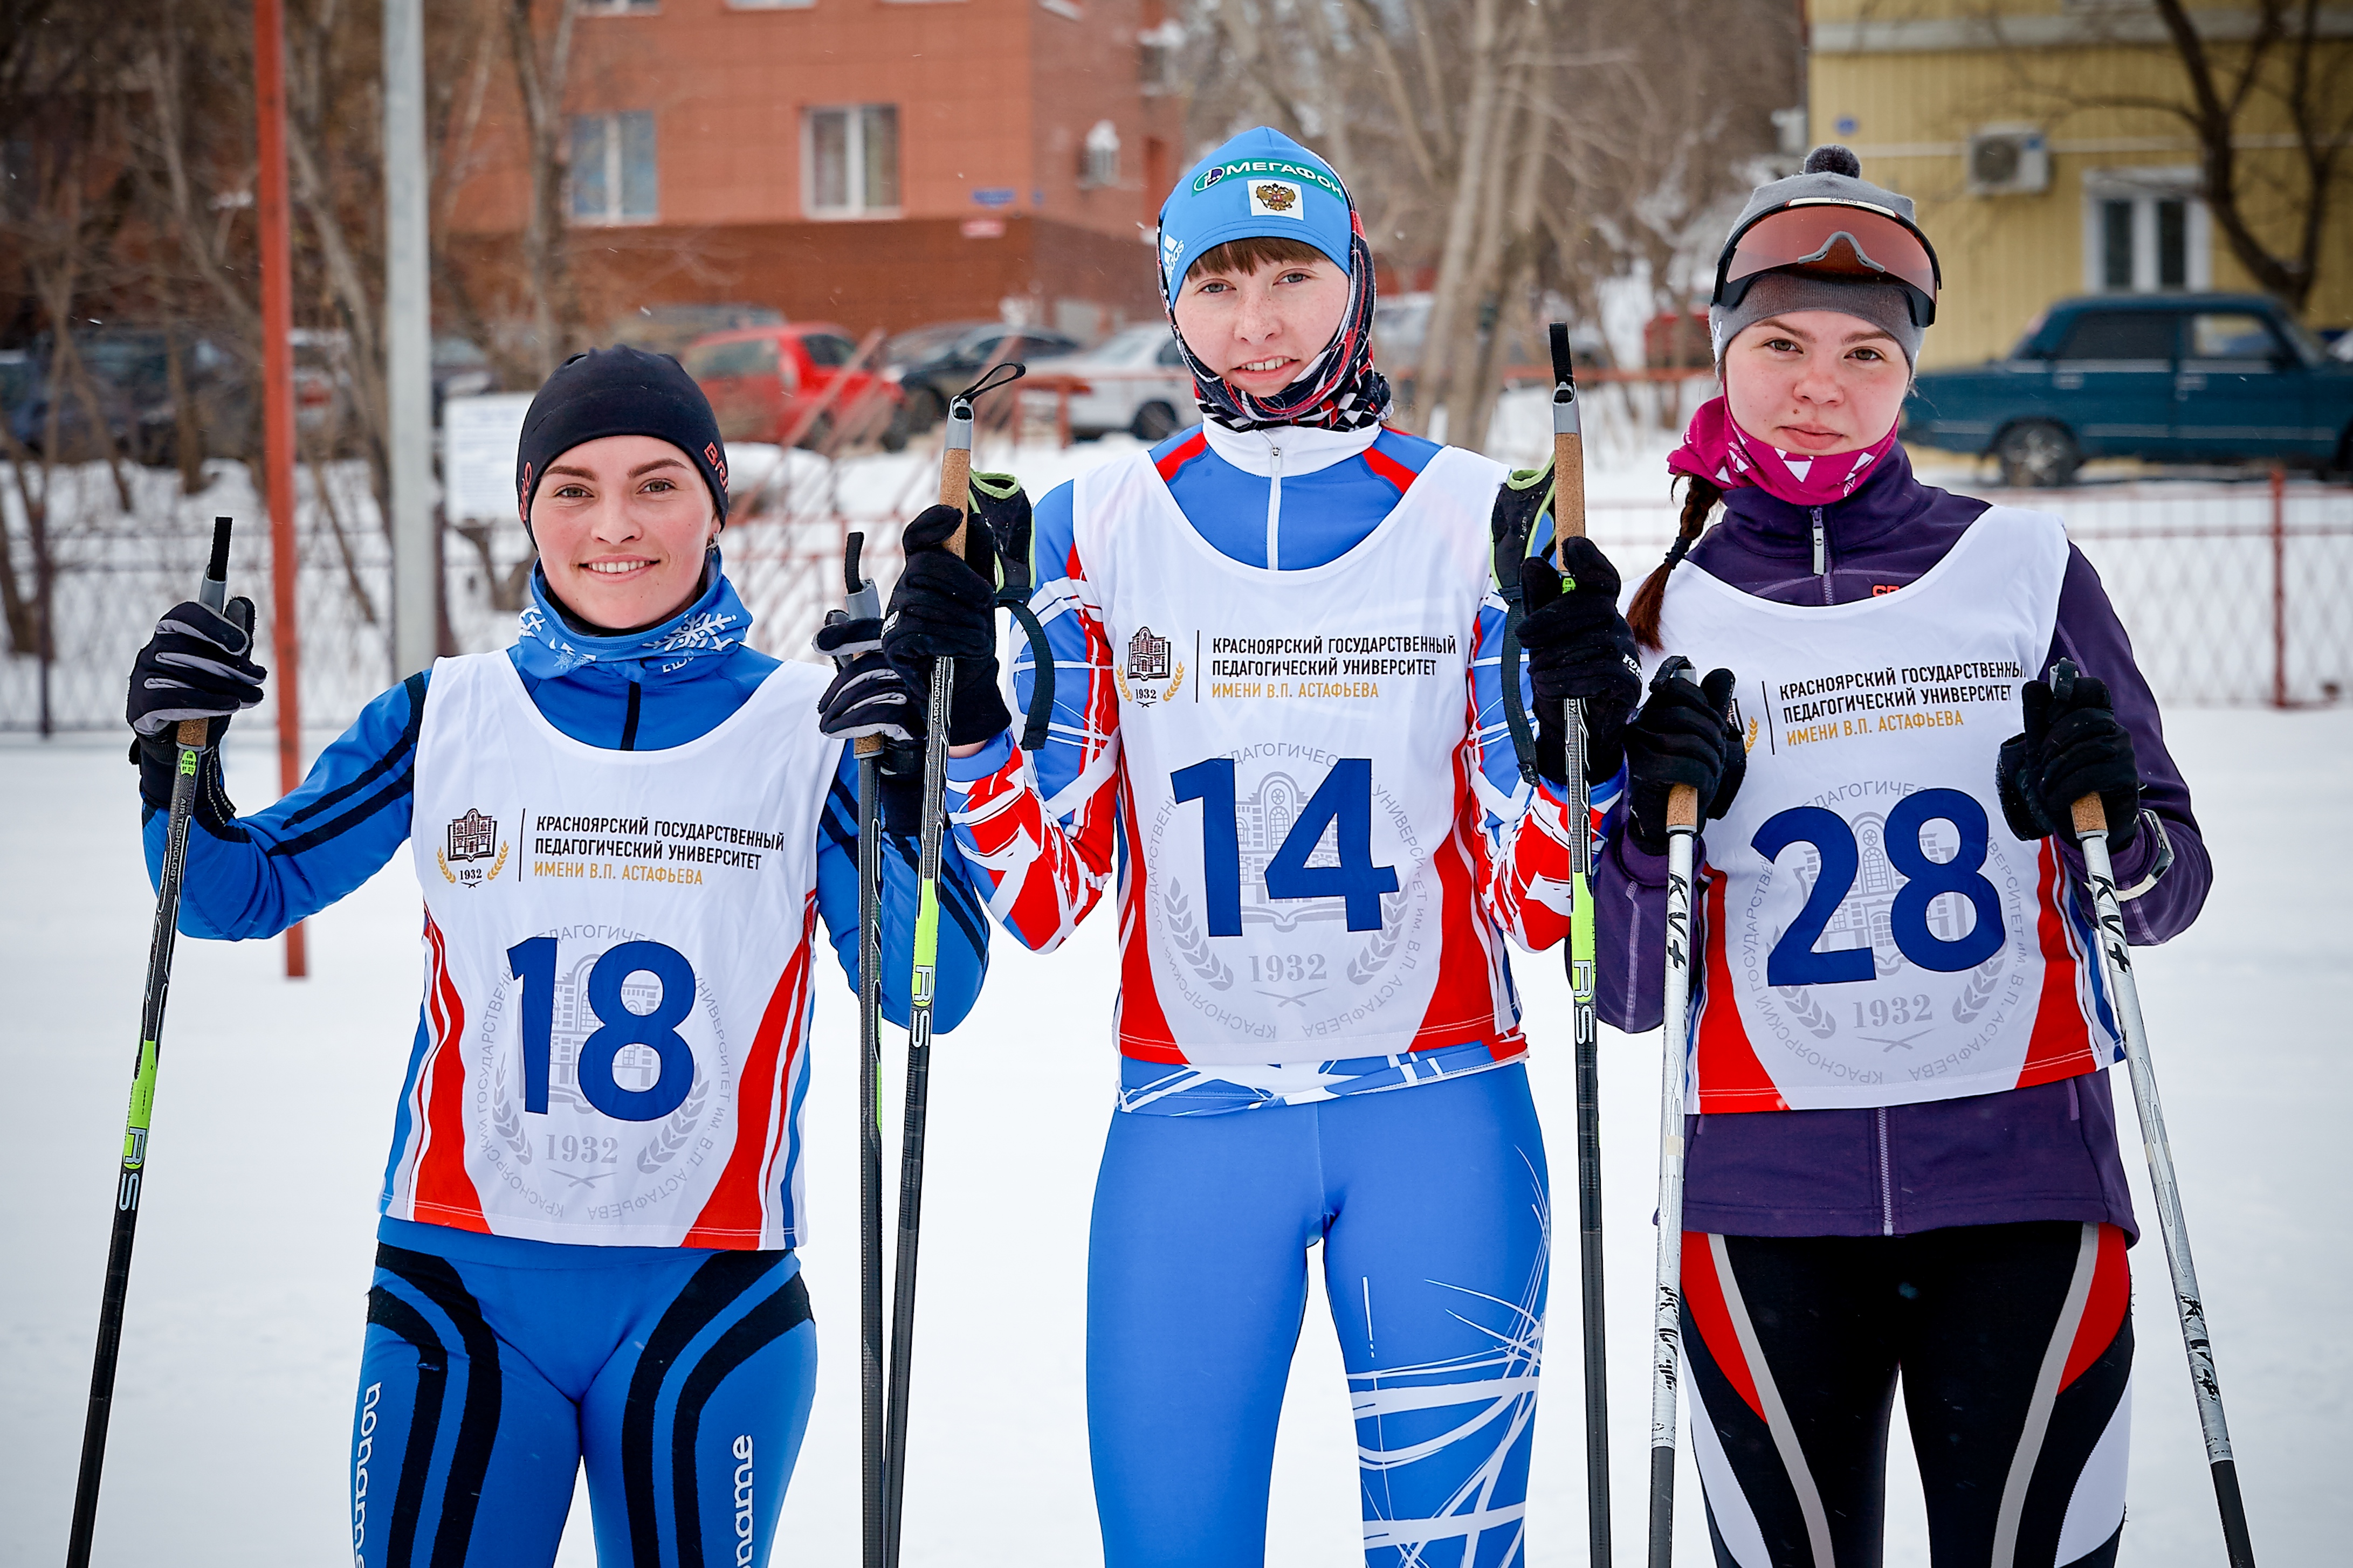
[1997,662,2141,850]
[1516,537,1641,785]
[1623,661,1746,854]
[126,597,262,817]
[882,503,1013,747]
[814,614,930,838]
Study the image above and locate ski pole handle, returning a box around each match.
[1549,323,1585,544]
[173,515,239,749]
[2071,793,2107,838]
[1667,782,1700,834]
[199,514,232,613]
[938,396,973,544]
[835,531,888,763]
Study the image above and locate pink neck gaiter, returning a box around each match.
[1667,396,1899,508]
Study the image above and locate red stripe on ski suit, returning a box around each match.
[2060,1222,2130,1391]
[1681,1231,1767,1420]
[1694,869,1787,1113]
[2014,838,2100,1088]
[410,913,488,1231]
[685,891,818,1248]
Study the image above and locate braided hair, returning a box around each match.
[1627,474,1724,651]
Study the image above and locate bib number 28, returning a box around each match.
[506,936,697,1122]
[1171,757,1398,935]
[1753,788,2005,986]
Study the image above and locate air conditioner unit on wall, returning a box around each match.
[1967,126,2050,195]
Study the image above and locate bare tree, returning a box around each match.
[1980,0,2353,312]
[503,0,584,377]
[1180,0,1798,448]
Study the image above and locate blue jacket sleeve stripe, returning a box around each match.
[280,672,428,830]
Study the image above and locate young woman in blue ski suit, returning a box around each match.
[122,348,990,1567]
[1501,149,2210,1568]
[871,127,1641,1568]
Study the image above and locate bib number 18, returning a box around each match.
[507,936,698,1122]
[1171,757,1399,935]
[1753,788,2005,986]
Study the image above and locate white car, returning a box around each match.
[1019,323,1195,441]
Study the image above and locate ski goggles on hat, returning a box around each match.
[1715,199,1941,327]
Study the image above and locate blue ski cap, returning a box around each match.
[1157,127,1354,304]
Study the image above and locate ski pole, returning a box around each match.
[67,516,238,1568]
[823,533,888,1568]
[1645,657,1701,1568]
[1545,322,1613,1568]
[880,362,1022,1568]
[2051,658,2258,1568]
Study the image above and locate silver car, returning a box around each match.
[1019,323,1196,441]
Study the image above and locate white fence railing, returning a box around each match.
[4,459,2348,737]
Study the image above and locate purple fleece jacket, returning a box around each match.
[1595,443,2210,1243]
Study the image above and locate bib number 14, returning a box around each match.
[1753,788,2005,986]
[1171,757,1399,935]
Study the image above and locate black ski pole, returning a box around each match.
[67,515,239,1568]
[1546,323,1613,1568]
[880,362,1022,1568]
[1494,328,1613,1567]
[823,532,889,1568]
[2052,658,2258,1568]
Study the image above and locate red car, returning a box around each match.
[680,323,907,451]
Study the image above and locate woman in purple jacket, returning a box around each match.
[1509,149,2206,1568]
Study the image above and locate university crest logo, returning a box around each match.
[1117,625,1185,708]
[438,807,508,888]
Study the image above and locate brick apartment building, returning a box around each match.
[447,0,1189,346]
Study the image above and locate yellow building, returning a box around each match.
[1808,0,2353,368]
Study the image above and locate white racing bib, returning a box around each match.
[1074,445,1521,1066]
[1649,506,2117,1112]
[392,651,838,1247]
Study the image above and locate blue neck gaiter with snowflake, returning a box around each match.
[513,549,751,682]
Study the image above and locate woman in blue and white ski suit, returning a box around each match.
[123,347,989,1567]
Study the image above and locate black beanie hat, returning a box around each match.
[515,346,730,531]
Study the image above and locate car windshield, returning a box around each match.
[1089,324,1175,365]
[2271,313,2329,368]
[885,322,991,367]
[682,338,779,378]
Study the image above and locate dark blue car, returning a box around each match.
[1903,293,2353,485]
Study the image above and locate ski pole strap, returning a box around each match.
[1489,460,1556,785]
[967,469,1057,755]
[1002,600,1055,752]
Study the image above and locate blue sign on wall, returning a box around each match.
[972,188,1017,208]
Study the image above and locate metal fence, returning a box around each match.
[4,457,2348,738]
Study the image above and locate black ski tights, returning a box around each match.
[1680,1220,2134,1568]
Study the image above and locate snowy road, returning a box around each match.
[4,708,2346,1566]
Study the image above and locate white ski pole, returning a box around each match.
[2051,658,2256,1568]
[1646,657,1702,1568]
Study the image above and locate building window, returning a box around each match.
[579,0,658,13]
[805,106,899,217]
[2082,170,2207,293]
[1139,19,1184,94]
[1081,120,1120,188]
[571,112,657,224]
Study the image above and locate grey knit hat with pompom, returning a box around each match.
[1708,146,1930,367]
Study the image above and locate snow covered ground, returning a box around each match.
[3,707,2348,1568]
